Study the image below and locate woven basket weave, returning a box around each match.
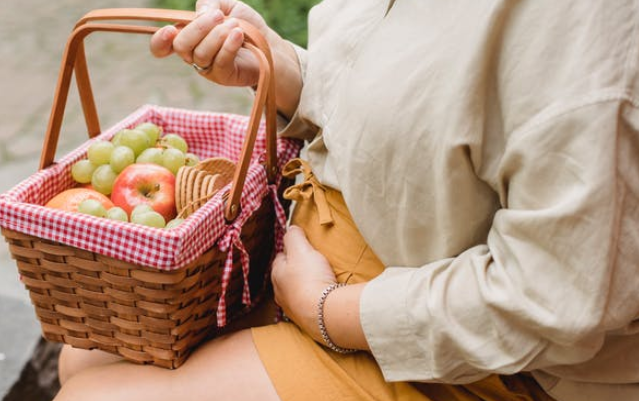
[0,9,298,369]
[1,196,273,368]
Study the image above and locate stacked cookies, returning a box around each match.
[175,157,236,218]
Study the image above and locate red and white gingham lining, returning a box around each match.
[0,105,301,326]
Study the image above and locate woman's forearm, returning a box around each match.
[265,30,303,119]
[321,283,371,351]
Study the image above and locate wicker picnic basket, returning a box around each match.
[0,9,300,369]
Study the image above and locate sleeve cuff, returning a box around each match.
[360,267,434,382]
[276,108,316,141]
[289,42,307,81]
[275,42,319,141]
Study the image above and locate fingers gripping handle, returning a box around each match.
[40,8,278,222]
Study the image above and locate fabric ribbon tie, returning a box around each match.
[216,225,251,327]
[269,183,288,253]
[282,158,334,226]
[215,179,290,327]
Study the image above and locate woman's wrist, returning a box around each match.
[318,284,358,353]
[293,282,329,344]
[318,282,370,352]
[264,28,302,119]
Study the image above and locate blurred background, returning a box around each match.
[0,0,317,399]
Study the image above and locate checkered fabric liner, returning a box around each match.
[0,104,299,271]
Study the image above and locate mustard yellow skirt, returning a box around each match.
[251,159,554,401]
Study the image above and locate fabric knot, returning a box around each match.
[282,158,334,226]
[269,184,288,253]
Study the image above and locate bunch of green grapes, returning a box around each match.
[71,122,198,228]
[71,122,200,195]
[76,199,185,229]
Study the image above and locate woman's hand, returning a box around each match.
[149,0,302,118]
[271,226,370,351]
[271,226,337,341]
[150,0,267,87]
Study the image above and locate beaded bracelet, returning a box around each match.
[317,283,358,354]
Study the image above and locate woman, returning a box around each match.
[54,1,639,400]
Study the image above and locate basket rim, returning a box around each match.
[0,105,298,270]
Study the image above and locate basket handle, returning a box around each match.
[39,8,278,222]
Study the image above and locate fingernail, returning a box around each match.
[212,9,224,22]
[162,25,176,41]
[196,5,210,16]
[230,27,243,42]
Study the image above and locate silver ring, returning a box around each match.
[191,62,211,73]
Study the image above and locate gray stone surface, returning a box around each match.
[0,0,252,398]
[0,298,41,395]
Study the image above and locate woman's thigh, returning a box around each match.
[54,329,280,401]
[58,292,280,385]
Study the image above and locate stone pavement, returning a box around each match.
[0,0,252,398]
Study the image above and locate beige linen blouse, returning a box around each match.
[279,1,639,400]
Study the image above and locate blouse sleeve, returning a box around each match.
[276,43,320,142]
[359,98,639,384]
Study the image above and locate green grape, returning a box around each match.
[71,159,97,184]
[87,140,114,165]
[160,133,188,153]
[131,204,155,220]
[77,199,107,218]
[119,129,151,156]
[91,165,117,195]
[135,122,162,146]
[132,211,166,228]
[161,148,186,174]
[110,146,135,173]
[136,147,164,165]
[165,218,185,229]
[111,130,124,147]
[106,207,128,222]
[185,153,200,167]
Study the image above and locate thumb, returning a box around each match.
[283,225,315,256]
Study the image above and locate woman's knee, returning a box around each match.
[54,372,95,401]
[55,361,180,401]
[57,345,123,386]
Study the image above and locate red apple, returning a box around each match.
[111,163,177,221]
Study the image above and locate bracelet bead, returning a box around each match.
[317,283,357,354]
